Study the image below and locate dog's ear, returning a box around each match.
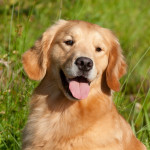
[106,32,127,91]
[22,20,67,80]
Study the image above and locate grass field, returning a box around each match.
[0,0,150,149]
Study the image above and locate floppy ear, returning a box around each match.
[106,35,127,91]
[22,20,67,80]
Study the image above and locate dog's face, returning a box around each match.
[22,20,126,101]
[50,21,110,100]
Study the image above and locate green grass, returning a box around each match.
[0,0,150,149]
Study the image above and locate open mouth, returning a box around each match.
[60,69,90,100]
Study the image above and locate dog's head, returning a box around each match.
[22,20,126,100]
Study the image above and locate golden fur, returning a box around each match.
[22,20,146,150]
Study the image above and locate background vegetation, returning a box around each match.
[0,0,150,149]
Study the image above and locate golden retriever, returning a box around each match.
[22,20,146,150]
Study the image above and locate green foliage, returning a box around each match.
[0,0,150,149]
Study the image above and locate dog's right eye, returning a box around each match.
[64,40,74,46]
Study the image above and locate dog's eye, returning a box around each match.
[96,47,102,52]
[64,40,74,46]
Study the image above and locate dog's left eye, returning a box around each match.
[96,47,102,52]
[64,40,74,46]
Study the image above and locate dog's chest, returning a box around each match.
[32,110,123,150]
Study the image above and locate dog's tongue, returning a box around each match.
[69,81,90,100]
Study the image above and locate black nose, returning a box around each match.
[75,57,93,71]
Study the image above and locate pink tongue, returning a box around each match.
[69,81,90,100]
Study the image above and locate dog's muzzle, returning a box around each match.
[59,57,94,100]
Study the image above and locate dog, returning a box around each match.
[22,20,146,150]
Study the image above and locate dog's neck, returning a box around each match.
[31,72,114,138]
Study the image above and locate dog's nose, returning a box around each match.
[75,57,93,71]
